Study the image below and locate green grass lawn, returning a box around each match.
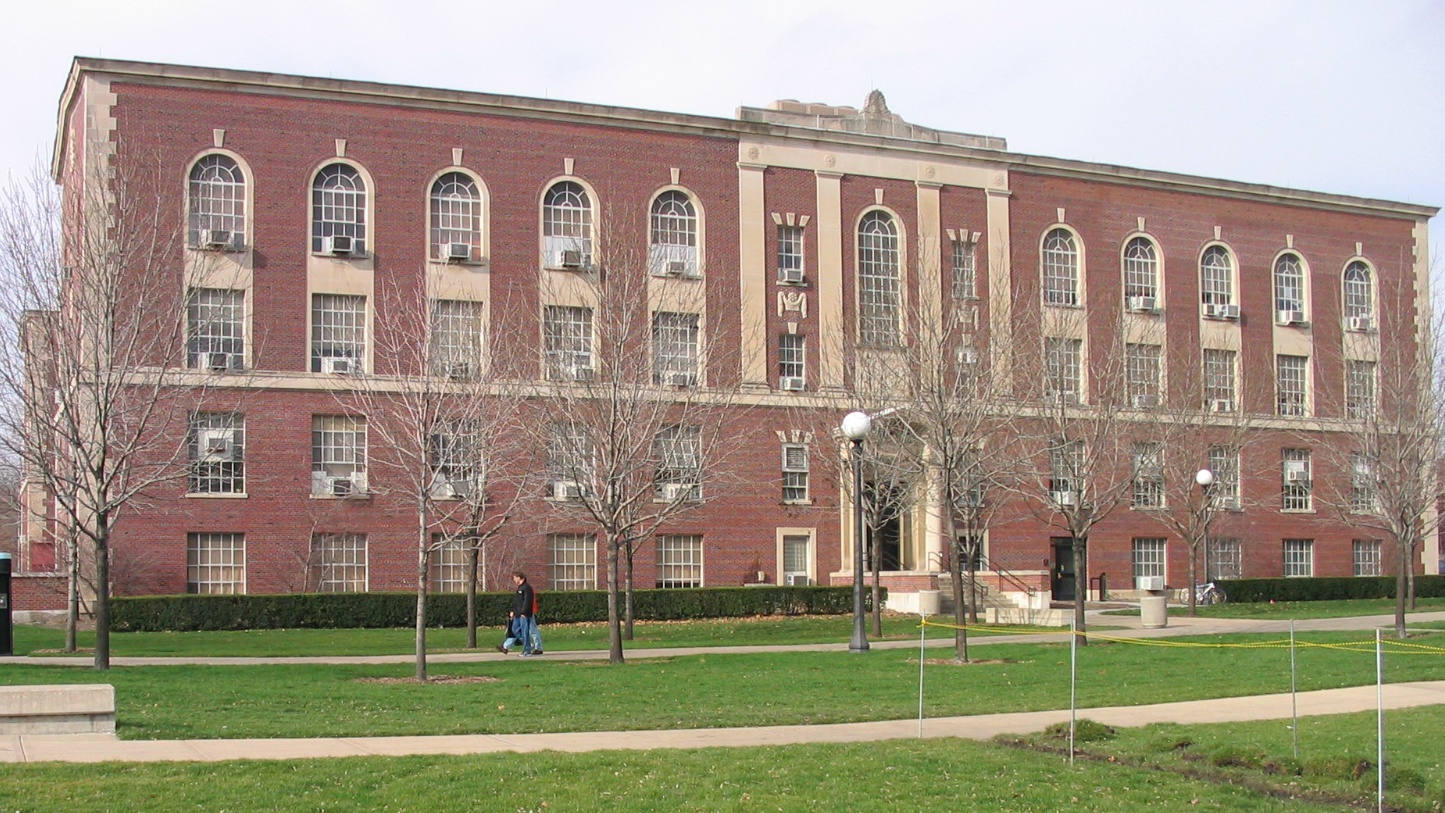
[10,613,959,657]
[2,630,1441,740]
[0,737,1353,813]
[1008,704,1445,812]
[1100,596,1445,620]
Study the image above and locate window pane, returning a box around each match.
[544,305,593,380]
[1123,237,1157,300]
[656,534,703,588]
[312,294,366,372]
[548,533,596,590]
[1201,246,1233,305]
[1132,538,1166,579]
[1042,229,1079,306]
[188,155,246,246]
[311,164,367,252]
[430,172,481,260]
[189,412,245,494]
[1274,254,1304,313]
[313,532,368,592]
[858,212,901,346]
[187,532,245,594]
[187,288,244,368]
[1344,262,1373,320]
[430,299,486,377]
[652,312,700,385]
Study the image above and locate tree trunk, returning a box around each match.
[623,547,635,641]
[65,533,79,653]
[870,527,883,638]
[945,514,968,662]
[92,528,110,670]
[1072,533,1088,646]
[606,536,624,664]
[415,533,429,682]
[1395,539,1409,639]
[465,544,479,649]
[1187,537,1199,617]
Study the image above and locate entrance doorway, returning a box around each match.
[1051,536,1077,602]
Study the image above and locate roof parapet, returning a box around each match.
[737,90,1007,151]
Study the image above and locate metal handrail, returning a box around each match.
[930,550,1038,601]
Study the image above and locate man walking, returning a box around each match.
[498,572,539,656]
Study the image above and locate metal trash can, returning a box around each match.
[1139,593,1168,629]
[0,552,12,656]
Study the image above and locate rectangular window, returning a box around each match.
[312,415,367,496]
[1353,539,1382,577]
[656,534,703,588]
[777,224,804,283]
[311,293,366,373]
[1281,449,1312,511]
[1350,453,1377,513]
[1283,539,1314,577]
[1208,445,1240,509]
[187,288,244,369]
[1045,338,1082,404]
[951,238,976,299]
[1132,537,1167,580]
[312,532,368,592]
[1132,442,1164,509]
[548,533,596,590]
[654,424,701,501]
[1203,349,1237,409]
[652,312,700,386]
[186,532,245,594]
[778,334,806,385]
[1346,360,1376,419]
[547,422,592,498]
[430,418,482,498]
[543,305,593,381]
[783,534,811,584]
[1206,537,1242,581]
[1049,440,1084,501]
[1276,354,1308,416]
[1126,343,1161,406]
[782,443,809,503]
[188,412,245,494]
[429,535,470,593]
[430,299,486,378]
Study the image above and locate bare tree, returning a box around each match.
[0,164,236,668]
[528,203,744,664]
[339,274,529,680]
[1312,276,1442,638]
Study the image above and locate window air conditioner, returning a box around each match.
[329,477,354,497]
[958,348,979,366]
[1219,496,1242,510]
[445,242,472,262]
[779,376,805,392]
[430,476,457,499]
[448,478,472,499]
[1347,315,1373,332]
[1132,393,1158,409]
[199,430,233,461]
[1209,399,1235,413]
[668,372,696,388]
[1135,575,1165,592]
[569,366,595,382]
[322,235,354,256]
[553,249,585,270]
[1285,468,1311,484]
[785,574,809,587]
[200,229,239,251]
[659,482,690,501]
[1127,295,1157,313]
[205,352,232,372]
[1276,309,1306,326]
[1052,490,1077,507]
[552,481,582,500]
[323,357,356,375]
[779,267,805,284]
[1204,303,1240,320]
[445,362,473,381]
[663,260,688,277]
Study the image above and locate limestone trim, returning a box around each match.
[775,527,818,585]
[737,162,769,388]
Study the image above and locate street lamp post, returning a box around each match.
[1195,468,1215,585]
[841,410,873,653]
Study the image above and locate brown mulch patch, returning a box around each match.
[356,675,502,685]
[920,657,1017,666]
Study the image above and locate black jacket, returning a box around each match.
[510,581,534,618]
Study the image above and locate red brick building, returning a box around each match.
[13,58,1437,615]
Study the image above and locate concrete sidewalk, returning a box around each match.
[2,680,1442,764]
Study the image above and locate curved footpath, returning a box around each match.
[2,610,1443,764]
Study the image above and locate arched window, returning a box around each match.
[543,181,593,266]
[1200,245,1233,306]
[188,155,246,249]
[311,164,367,254]
[649,190,698,276]
[1041,228,1079,306]
[1123,237,1158,302]
[430,172,481,261]
[1274,253,1305,315]
[857,211,901,347]
[1343,261,1374,323]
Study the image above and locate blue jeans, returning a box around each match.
[503,617,531,653]
[525,616,544,652]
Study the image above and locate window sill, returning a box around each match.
[186,492,249,499]
[782,499,813,507]
[1280,509,1315,514]
[310,493,371,501]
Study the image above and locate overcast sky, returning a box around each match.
[1,0,1440,242]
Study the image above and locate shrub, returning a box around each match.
[1219,575,1445,604]
[109,586,875,632]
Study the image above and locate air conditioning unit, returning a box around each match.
[198,430,233,461]
[552,481,582,500]
[784,574,809,587]
[205,352,233,372]
[1347,315,1373,332]
[1132,393,1158,409]
[663,260,688,277]
[1285,468,1311,484]
[1127,295,1157,313]
[445,362,473,381]
[569,366,595,382]
[199,229,240,251]
[1209,399,1235,413]
[779,267,805,284]
[322,235,354,256]
[957,348,979,366]
[779,376,805,392]
[1204,303,1240,320]
[322,357,356,375]
[668,372,696,388]
[1052,490,1077,507]
[445,242,472,262]
[659,482,691,501]
[552,249,587,270]
[430,476,458,499]
[1276,309,1306,326]
[1135,575,1165,592]
[329,477,355,497]
[1219,496,1242,511]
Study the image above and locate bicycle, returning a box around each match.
[1194,582,1227,606]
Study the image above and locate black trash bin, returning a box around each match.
[0,552,12,656]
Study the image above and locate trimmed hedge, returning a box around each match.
[108,586,877,632]
[1218,575,1445,604]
